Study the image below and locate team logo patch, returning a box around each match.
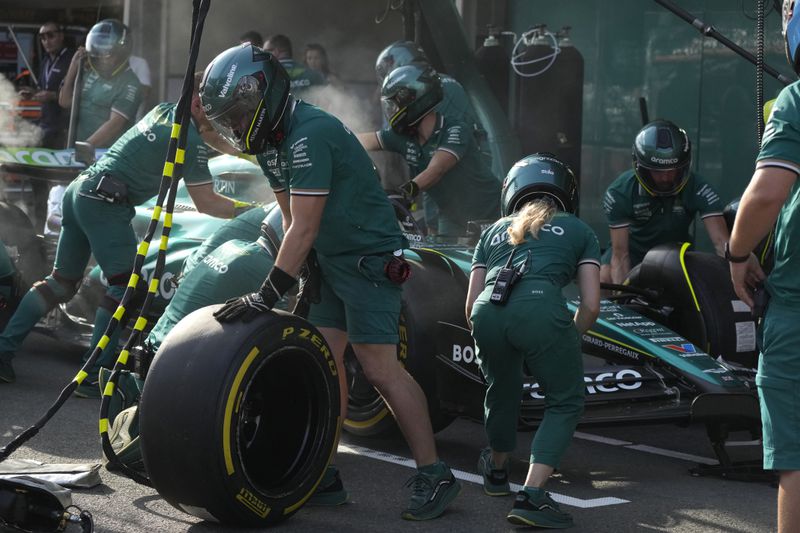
[663,343,697,354]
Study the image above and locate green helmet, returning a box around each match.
[501,153,578,216]
[381,64,442,136]
[375,40,428,82]
[200,44,291,154]
[86,19,131,78]
[632,120,691,197]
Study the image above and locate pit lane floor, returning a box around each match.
[0,334,777,532]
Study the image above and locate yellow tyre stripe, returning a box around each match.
[223,347,261,475]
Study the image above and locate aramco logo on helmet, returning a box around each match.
[650,156,679,165]
[219,63,238,97]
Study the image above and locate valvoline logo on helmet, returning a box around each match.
[219,63,238,97]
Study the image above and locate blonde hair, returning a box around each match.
[507,198,557,245]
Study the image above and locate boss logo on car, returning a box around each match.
[524,369,643,398]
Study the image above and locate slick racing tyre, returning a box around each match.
[139,307,340,527]
[343,250,460,437]
[0,201,45,288]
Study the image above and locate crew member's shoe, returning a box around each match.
[0,354,15,384]
[308,465,348,506]
[477,447,512,496]
[74,373,101,399]
[507,488,574,529]
[401,461,461,520]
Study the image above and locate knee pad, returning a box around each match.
[33,272,81,310]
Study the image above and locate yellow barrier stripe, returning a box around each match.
[223,347,261,475]
[112,307,126,321]
[97,336,110,350]
[160,235,169,251]
[149,278,159,293]
[118,350,129,366]
[171,123,180,139]
[75,370,88,384]
[678,242,701,311]
[137,242,149,257]
[164,213,173,228]
[152,205,162,220]
[103,381,115,396]
[163,162,174,178]
[128,273,140,288]
[134,317,148,331]
[99,419,109,434]
[585,330,656,359]
[175,148,185,164]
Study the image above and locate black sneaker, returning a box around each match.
[477,447,512,496]
[0,355,15,384]
[507,489,574,529]
[401,461,461,520]
[308,465,348,506]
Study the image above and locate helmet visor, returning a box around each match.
[381,96,401,124]
[207,73,267,151]
[636,163,690,196]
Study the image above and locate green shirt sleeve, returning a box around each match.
[287,129,332,195]
[757,82,800,175]
[579,223,602,267]
[687,174,724,218]
[110,75,143,122]
[183,137,213,186]
[377,128,406,154]
[436,119,469,160]
[471,226,490,269]
[257,149,284,192]
[603,179,633,228]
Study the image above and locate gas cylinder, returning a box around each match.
[475,30,512,115]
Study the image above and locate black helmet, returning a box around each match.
[632,120,691,197]
[375,40,428,82]
[200,44,291,154]
[784,0,800,75]
[86,19,131,78]
[501,153,578,216]
[381,64,442,136]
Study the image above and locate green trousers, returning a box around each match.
[471,281,584,468]
[0,176,136,371]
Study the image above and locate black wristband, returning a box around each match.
[262,266,297,298]
[724,241,750,263]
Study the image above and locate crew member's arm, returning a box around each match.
[412,150,458,191]
[85,111,129,148]
[729,164,792,306]
[356,132,381,151]
[702,215,729,257]
[275,190,291,233]
[465,266,485,328]
[608,226,630,285]
[186,182,256,219]
[575,263,601,333]
[274,194,325,277]
[58,47,85,108]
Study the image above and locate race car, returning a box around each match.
[0,150,761,478]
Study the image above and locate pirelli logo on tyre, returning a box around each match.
[236,487,271,518]
[281,326,337,376]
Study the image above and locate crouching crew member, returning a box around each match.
[467,154,600,529]
[601,120,728,284]
[0,75,255,390]
[201,43,461,520]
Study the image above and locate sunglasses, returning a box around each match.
[38,30,61,40]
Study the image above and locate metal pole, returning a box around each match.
[7,25,39,86]
[65,57,83,149]
[653,0,794,86]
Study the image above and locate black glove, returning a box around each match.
[398,180,420,204]
[214,266,297,323]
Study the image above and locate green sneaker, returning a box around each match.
[507,488,573,529]
[98,368,144,425]
[477,447,512,496]
[0,355,15,384]
[308,465,348,506]
[401,461,461,521]
[105,405,145,473]
[74,374,101,399]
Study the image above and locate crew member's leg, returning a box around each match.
[0,183,89,383]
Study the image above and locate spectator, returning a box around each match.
[239,30,264,48]
[263,34,325,91]
[304,43,341,86]
[58,19,143,148]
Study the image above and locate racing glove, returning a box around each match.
[213,266,297,323]
[398,180,420,204]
